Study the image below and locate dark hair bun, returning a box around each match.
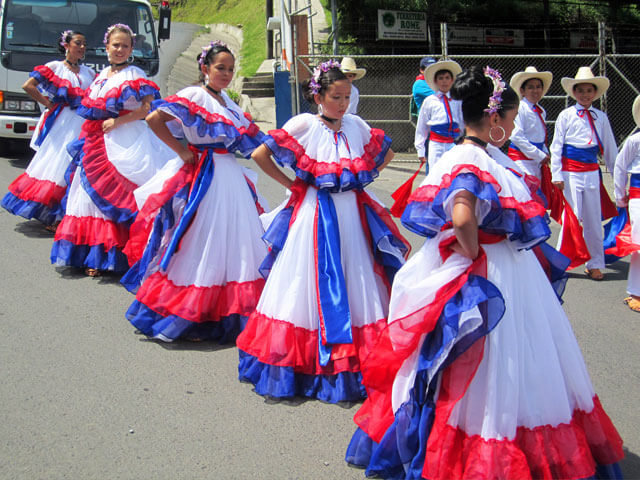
[450,66,492,102]
[451,65,519,125]
[301,66,347,104]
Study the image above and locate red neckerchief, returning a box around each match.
[415,74,425,81]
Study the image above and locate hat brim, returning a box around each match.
[341,68,366,80]
[560,76,610,101]
[510,71,553,98]
[633,95,640,128]
[424,61,462,91]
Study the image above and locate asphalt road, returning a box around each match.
[1,22,639,480]
[1,147,639,479]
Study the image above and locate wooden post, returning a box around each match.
[291,14,310,82]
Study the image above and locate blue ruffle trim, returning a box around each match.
[238,350,366,403]
[126,300,247,343]
[30,69,83,109]
[402,172,551,247]
[263,133,392,192]
[1,192,63,225]
[50,239,129,272]
[151,99,266,158]
[346,274,505,477]
[535,242,570,301]
[120,197,182,293]
[77,83,160,120]
[363,204,409,285]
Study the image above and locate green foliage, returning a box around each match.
[226,88,241,103]
[168,0,266,77]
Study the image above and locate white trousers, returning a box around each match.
[556,170,604,270]
[427,140,454,170]
[628,199,640,296]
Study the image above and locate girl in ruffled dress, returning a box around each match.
[122,41,267,342]
[2,30,95,230]
[236,61,410,403]
[51,24,172,277]
[346,66,623,479]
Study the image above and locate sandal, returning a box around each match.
[44,224,57,233]
[85,267,102,277]
[585,268,604,281]
[623,296,640,312]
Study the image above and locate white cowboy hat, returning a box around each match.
[560,66,610,101]
[633,95,640,128]
[340,57,366,80]
[510,66,553,98]
[424,60,462,92]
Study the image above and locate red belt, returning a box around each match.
[430,131,455,144]
[630,187,640,199]
[561,157,600,172]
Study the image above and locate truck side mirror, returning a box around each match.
[158,1,171,41]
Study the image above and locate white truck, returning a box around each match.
[0,0,168,148]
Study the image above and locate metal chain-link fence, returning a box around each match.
[294,53,640,159]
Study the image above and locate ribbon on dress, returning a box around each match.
[159,143,226,270]
[33,103,65,147]
[315,189,353,366]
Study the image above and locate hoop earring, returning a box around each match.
[489,125,506,143]
[127,54,134,63]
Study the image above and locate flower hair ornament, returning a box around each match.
[103,24,136,46]
[198,40,231,66]
[483,66,506,114]
[309,59,342,95]
[60,30,73,48]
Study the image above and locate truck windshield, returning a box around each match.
[3,0,157,59]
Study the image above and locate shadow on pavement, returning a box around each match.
[139,336,237,353]
[622,447,640,478]
[14,220,54,238]
[566,260,629,282]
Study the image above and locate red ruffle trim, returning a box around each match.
[424,396,624,480]
[8,172,66,206]
[268,126,387,178]
[124,163,194,265]
[33,65,85,99]
[80,120,139,213]
[54,214,129,250]
[81,78,159,111]
[136,271,265,323]
[236,310,387,375]
[162,95,261,137]
[410,163,546,221]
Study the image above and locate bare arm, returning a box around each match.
[102,94,154,134]
[146,108,195,164]
[251,143,294,189]
[22,77,54,110]
[451,190,479,259]
[378,148,395,172]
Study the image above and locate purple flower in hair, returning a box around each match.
[103,24,136,46]
[60,30,73,48]
[309,59,342,95]
[483,66,505,114]
[198,40,232,66]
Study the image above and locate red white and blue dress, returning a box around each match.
[346,143,624,479]
[51,65,173,272]
[121,86,268,342]
[236,113,410,403]
[2,61,95,225]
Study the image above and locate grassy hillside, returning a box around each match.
[169,0,266,77]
